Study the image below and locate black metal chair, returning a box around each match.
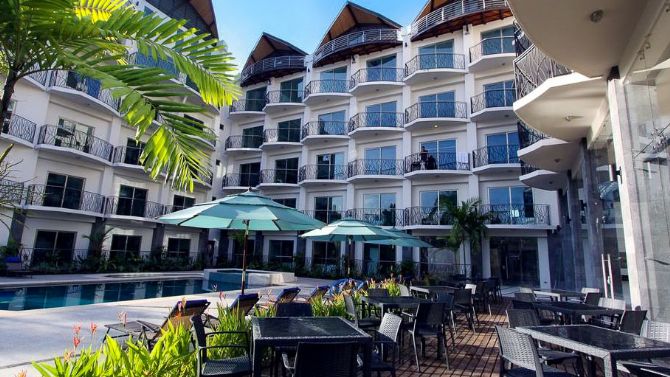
[365,313,403,377]
[434,290,457,346]
[191,315,251,377]
[282,342,359,377]
[275,302,314,317]
[620,320,670,375]
[495,325,574,377]
[583,291,600,306]
[344,294,380,331]
[407,302,449,373]
[453,288,477,331]
[617,309,647,334]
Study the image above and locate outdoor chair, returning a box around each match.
[206,293,259,329]
[485,278,500,303]
[583,291,601,306]
[591,297,626,328]
[407,302,449,372]
[620,320,670,375]
[472,280,492,315]
[617,309,648,334]
[191,315,251,377]
[105,299,210,349]
[453,288,477,331]
[275,302,313,317]
[365,288,389,318]
[495,325,575,377]
[296,285,329,303]
[344,294,380,331]
[282,342,359,377]
[398,284,411,297]
[259,287,301,311]
[359,313,403,377]
[433,290,456,346]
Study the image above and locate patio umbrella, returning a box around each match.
[159,190,324,293]
[364,228,434,248]
[300,218,400,275]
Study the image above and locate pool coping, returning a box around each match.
[0,271,205,290]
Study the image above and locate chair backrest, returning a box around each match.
[507,309,541,328]
[514,292,537,303]
[377,313,403,343]
[434,290,454,309]
[618,309,647,335]
[598,297,626,310]
[398,284,411,297]
[414,302,445,329]
[367,288,389,298]
[583,291,600,306]
[453,288,473,305]
[230,293,259,315]
[511,300,536,310]
[343,294,358,322]
[519,287,534,294]
[163,299,210,331]
[465,283,477,294]
[293,342,359,377]
[495,325,544,376]
[581,287,600,294]
[191,314,208,354]
[276,302,314,317]
[643,320,670,342]
[308,286,330,302]
[276,287,301,304]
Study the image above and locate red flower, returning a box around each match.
[73,324,81,335]
[73,335,81,349]
[14,370,27,377]
[90,322,98,335]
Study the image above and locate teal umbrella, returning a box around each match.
[364,229,434,248]
[160,190,324,293]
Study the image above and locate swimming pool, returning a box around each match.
[0,278,242,311]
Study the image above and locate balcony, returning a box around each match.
[410,0,511,41]
[471,145,520,174]
[2,114,36,144]
[481,203,551,228]
[37,125,114,164]
[517,122,580,172]
[47,71,120,114]
[258,169,299,189]
[404,53,467,85]
[222,173,260,191]
[404,101,468,131]
[348,112,404,138]
[468,36,516,72]
[519,161,565,191]
[260,128,302,151]
[228,99,266,120]
[349,68,404,96]
[105,196,165,219]
[470,89,516,122]
[263,90,305,115]
[112,145,143,169]
[24,185,105,215]
[240,56,305,87]
[303,80,351,106]
[26,70,49,87]
[301,121,349,145]
[346,159,404,183]
[404,152,470,180]
[224,135,263,154]
[313,28,400,67]
[346,208,404,227]
[298,165,347,186]
[404,207,453,229]
[302,210,345,224]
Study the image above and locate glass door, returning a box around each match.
[316,152,344,179]
[43,173,84,210]
[366,54,396,81]
[419,40,454,69]
[419,91,455,118]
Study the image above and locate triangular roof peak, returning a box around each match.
[317,1,401,48]
[243,33,307,70]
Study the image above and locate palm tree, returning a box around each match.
[0,0,239,191]
[441,198,492,279]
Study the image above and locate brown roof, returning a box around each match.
[188,0,218,38]
[243,33,307,70]
[317,1,401,48]
[414,0,452,22]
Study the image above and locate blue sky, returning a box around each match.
[213,1,425,69]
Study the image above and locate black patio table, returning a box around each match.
[409,285,459,299]
[533,288,583,301]
[251,316,372,377]
[517,325,670,377]
[533,301,624,324]
[361,295,429,314]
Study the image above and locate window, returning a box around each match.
[240,162,260,187]
[117,185,148,217]
[419,139,457,170]
[316,152,345,180]
[269,240,294,265]
[123,138,144,165]
[279,78,303,102]
[43,173,84,210]
[246,87,266,111]
[419,91,456,118]
[317,110,346,135]
[56,118,93,151]
[419,190,457,225]
[363,244,396,276]
[167,238,190,259]
[109,235,141,260]
[319,67,347,92]
[274,198,297,208]
[362,193,397,226]
[32,230,75,266]
[483,80,515,108]
[232,238,256,265]
[366,54,397,81]
[320,67,347,81]
[418,40,455,69]
[481,26,515,56]
[364,146,396,175]
[486,132,519,164]
[274,158,298,184]
[172,195,195,211]
[312,241,340,267]
[277,119,301,142]
[488,186,535,223]
[184,114,205,131]
[314,196,343,223]
[365,101,397,127]
[242,126,263,148]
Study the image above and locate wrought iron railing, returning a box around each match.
[404,53,466,77]
[518,122,548,149]
[225,135,263,149]
[2,114,36,142]
[298,164,347,181]
[348,112,404,132]
[346,208,405,227]
[405,101,468,124]
[129,52,180,77]
[301,121,348,139]
[404,206,453,226]
[302,209,345,224]
[481,203,550,225]
[404,152,470,173]
[222,172,260,188]
[313,29,399,65]
[347,159,404,177]
[105,196,166,218]
[0,179,24,204]
[48,71,120,111]
[469,36,515,63]
[520,161,539,175]
[38,125,114,161]
[265,90,303,104]
[304,80,349,97]
[27,70,49,86]
[230,98,266,113]
[25,184,105,213]
[350,68,404,88]
[514,43,572,98]
[112,145,143,165]
[263,128,301,143]
[260,169,299,185]
[470,88,516,114]
[240,56,305,85]
[410,0,509,36]
[472,144,519,167]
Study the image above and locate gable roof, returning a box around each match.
[317,1,401,49]
[244,33,308,70]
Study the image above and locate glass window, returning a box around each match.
[317,110,346,135]
[420,190,457,209]
[123,139,144,165]
[246,87,266,111]
[319,67,347,92]
[32,230,75,267]
[488,186,534,224]
[420,139,457,169]
[269,240,294,265]
[486,132,519,164]
[363,243,396,276]
[56,118,93,151]
[274,198,296,208]
[117,185,148,217]
[418,91,456,118]
[242,125,263,148]
[43,173,84,210]
[312,241,340,268]
[183,114,205,131]
[274,157,299,184]
[366,54,397,81]
[277,119,301,142]
[364,146,397,175]
[362,193,397,226]
[316,152,345,180]
[167,238,190,259]
[240,162,260,187]
[418,40,455,69]
[279,78,303,102]
[481,26,515,55]
[314,196,343,223]
[109,235,141,260]
[483,80,515,107]
[365,101,397,127]
[172,195,195,211]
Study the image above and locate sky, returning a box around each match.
[213,0,426,70]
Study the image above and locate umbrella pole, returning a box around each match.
[347,235,352,277]
[240,220,249,295]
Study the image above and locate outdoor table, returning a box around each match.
[361,295,429,314]
[533,301,623,324]
[533,289,583,301]
[251,316,372,377]
[517,325,670,377]
[409,285,458,299]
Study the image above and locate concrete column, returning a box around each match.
[218,230,229,264]
[197,228,209,265]
[9,209,26,245]
[537,236,551,289]
[254,231,265,264]
[482,238,491,278]
[566,169,586,289]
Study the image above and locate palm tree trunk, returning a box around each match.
[1,69,18,123]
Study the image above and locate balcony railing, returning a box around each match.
[222,172,260,188]
[112,145,143,165]
[472,145,519,168]
[105,196,165,218]
[481,204,550,225]
[225,135,263,150]
[38,125,114,161]
[48,71,120,111]
[0,179,24,204]
[348,112,404,133]
[520,161,539,176]
[404,152,470,173]
[313,29,399,66]
[405,101,468,124]
[298,164,347,181]
[27,70,49,86]
[346,208,405,227]
[411,0,509,37]
[301,121,348,139]
[265,90,303,104]
[350,68,404,88]
[405,206,453,226]
[404,53,467,77]
[515,43,573,99]
[470,89,516,114]
[129,52,179,77]
[240,56,305,86]
[469,36,515,63]
[2,114,36,143]
[518,122,548,149]
[302,209,345,224]
[304,80,349,97]
[230,98,266,113]
[25,184,105,213]
[260,169,298,185]
[347,159,404,177]
[263,128,301,143]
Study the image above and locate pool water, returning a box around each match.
[0,279,241,311]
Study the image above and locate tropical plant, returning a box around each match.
[0,0,239,191]
[310,293,347,317]
[209,304,252,359]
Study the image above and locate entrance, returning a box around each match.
[490,237,539,286]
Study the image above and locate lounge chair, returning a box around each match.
[258,287,301,311]
[206,293,260,329]
[191,315,252,377]
[295,285,329,303]
[4,256,31,277]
